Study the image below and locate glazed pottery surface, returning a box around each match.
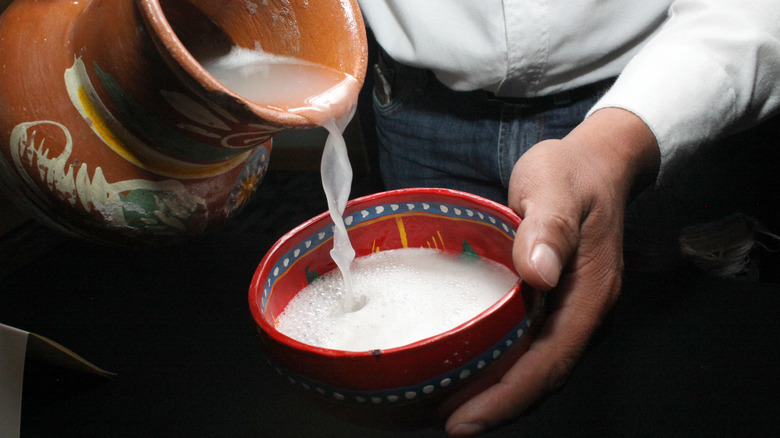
[0,0,366,244]
[248,188,545,426]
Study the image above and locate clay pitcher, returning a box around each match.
[0,0,367,245]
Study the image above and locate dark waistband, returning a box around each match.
[377,46,614,110]
[483,77,616,108]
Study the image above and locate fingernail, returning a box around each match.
[531,243,561,288]
[448,422,486,437]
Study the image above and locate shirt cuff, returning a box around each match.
[587,42,738,174]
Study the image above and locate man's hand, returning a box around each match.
[446,108,660,436]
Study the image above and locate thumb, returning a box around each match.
[512,206,580,290]
[507,145,583,290]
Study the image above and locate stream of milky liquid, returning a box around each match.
[310,111,363,312]
[200,46,362,312]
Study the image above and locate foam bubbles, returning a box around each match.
[277,248,518,351]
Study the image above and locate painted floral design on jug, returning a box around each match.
[9,120,209,236]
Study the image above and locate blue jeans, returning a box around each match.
[370,52,771,277]
[371,51,613,205]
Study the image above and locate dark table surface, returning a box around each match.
[2,169,780,438]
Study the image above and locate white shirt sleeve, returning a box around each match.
[587,0,780,169]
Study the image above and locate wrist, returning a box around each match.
[566,107,660,200]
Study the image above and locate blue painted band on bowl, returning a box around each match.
[262,297,543,407]
[261,200,518,312]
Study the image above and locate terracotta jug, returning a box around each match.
[0,0,367,245]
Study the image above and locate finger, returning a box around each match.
[446,268,620,436]
[507,145,584,291]
[512,210,579,290]
[444,338,560,436]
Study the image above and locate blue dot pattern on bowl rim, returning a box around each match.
[261,200,518,312]
[264,296,543,406]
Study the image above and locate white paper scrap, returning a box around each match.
[0,322,27,438]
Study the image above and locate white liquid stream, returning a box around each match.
[201,46,361,312]
[314,114,361,312]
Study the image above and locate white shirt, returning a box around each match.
[358,0,780,168]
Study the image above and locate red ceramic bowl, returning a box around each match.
[248,188,544,426]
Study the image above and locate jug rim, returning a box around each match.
[136,0,367,128]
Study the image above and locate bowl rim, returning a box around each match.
[248,187,523,358]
